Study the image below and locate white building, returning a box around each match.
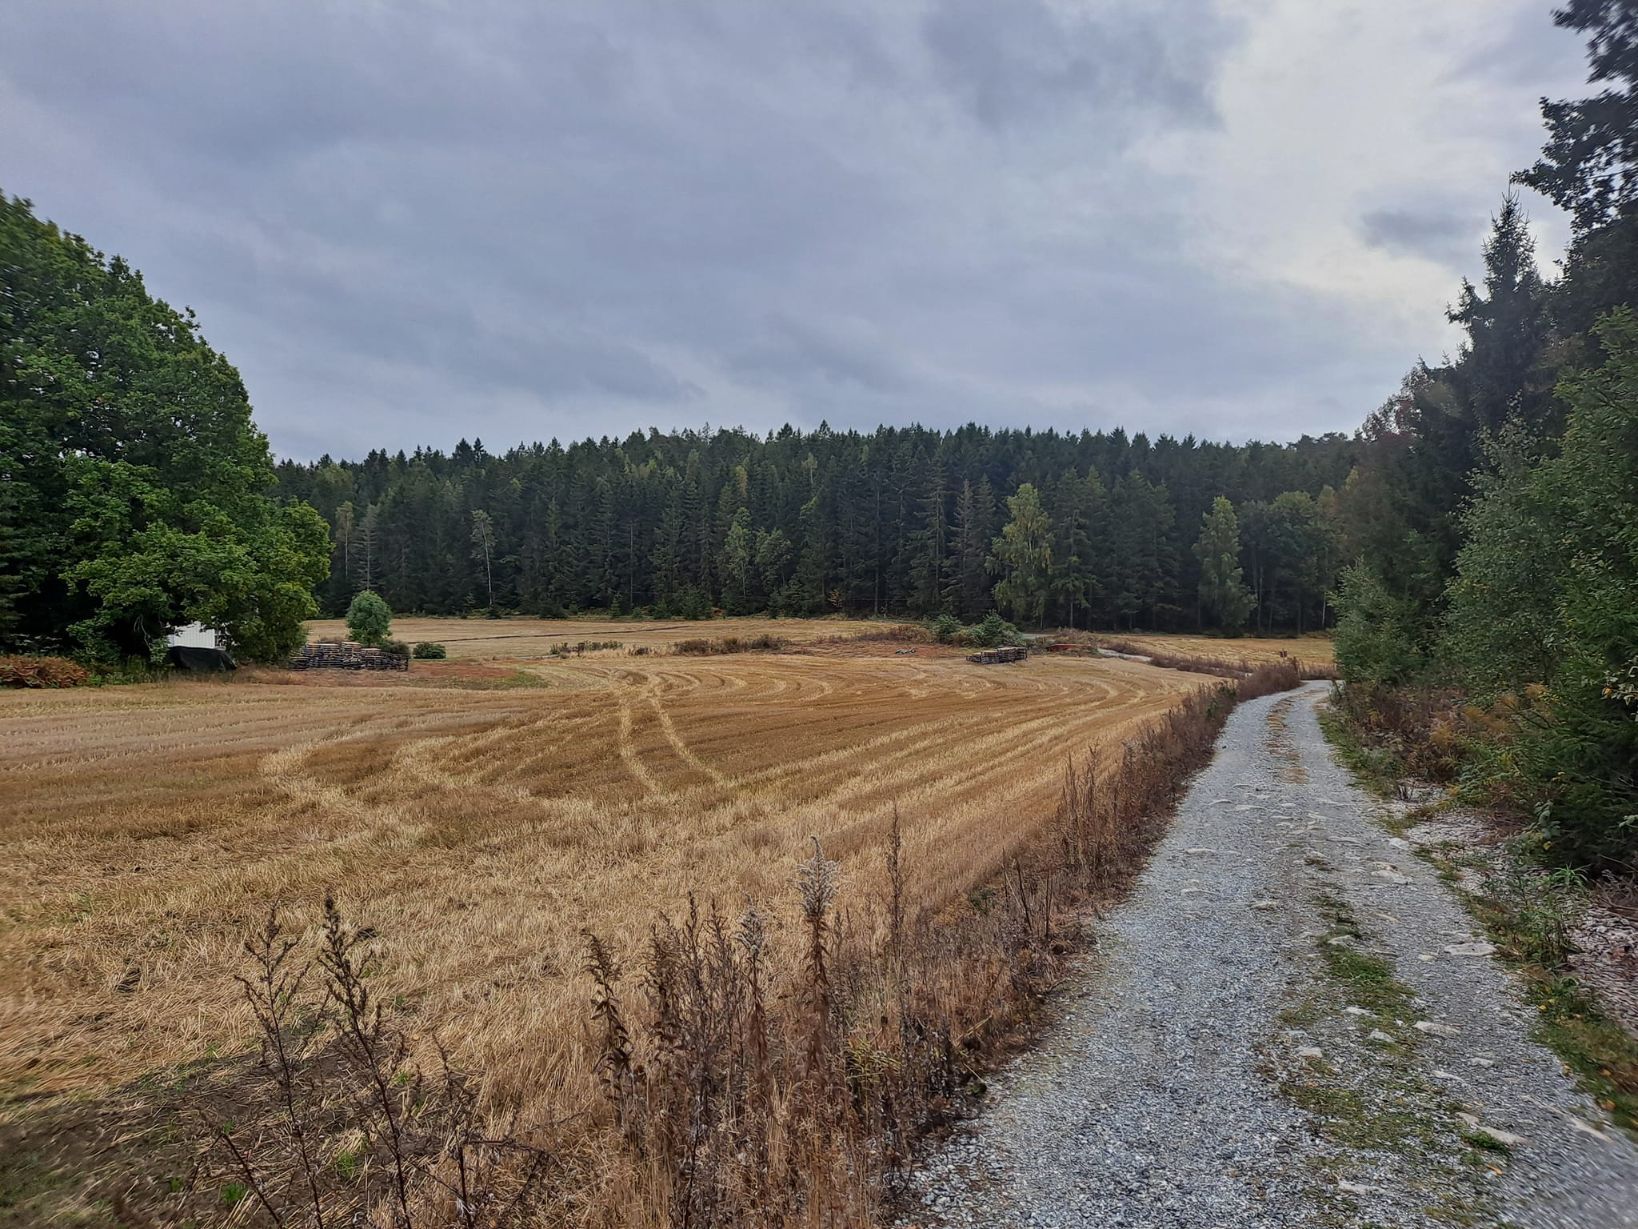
[166,622,219,650]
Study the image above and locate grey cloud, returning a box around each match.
[731,314,914,395]
[1448,4,1588,90]
[920,0,1223,131]
[1360,207,1480,267]
[0,0,1586,459]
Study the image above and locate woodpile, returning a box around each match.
[967,645,1028,665]
[287,640,408,672]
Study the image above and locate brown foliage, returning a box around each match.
[1330,680,1469,783]
[192,900,552,1229]
[671,634,790,656]
[1100,640,1336,685]
[566,679,1249,1227]
[0,655,89,688]
[813,624,935,646]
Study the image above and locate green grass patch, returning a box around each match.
[1313,893,1419,1021]
[1317,704,1402,798]
[1459,1128,1513,1156]
[1465,891,1638,1133]
[1322,705,1638,1139]
[1275,893,1496,1225]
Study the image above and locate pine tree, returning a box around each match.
[1517,0,1638,231]
[907,452,949,614]
[1107,475,1177,629]
[359,503,379,593]
[718,507,754,613]
[1445,195,1552,438]
[946,478,996,619]
[1048,469,1103,629]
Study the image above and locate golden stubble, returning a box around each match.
[0,627,1214,1127]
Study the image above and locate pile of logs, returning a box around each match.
[287,640,408,672]
[966,645,1028,665]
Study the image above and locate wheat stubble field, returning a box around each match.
[0,620,1313,1221]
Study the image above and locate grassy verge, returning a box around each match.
[1426,841,1638,1134]
[1319,701,1638,1137]
[1315,700,1402,799]
[1275,888,1494,1227]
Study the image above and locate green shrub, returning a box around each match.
[958,612,1021,649]
[345,590,392,646]
[379,639,410,660]
[930,613,962,643]
[1482,849,1586,967]
[1436,313,1638,871]
[412,641,447,660]
[1333,565,1429,686]
[676,587,712,620]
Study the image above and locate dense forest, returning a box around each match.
[1329,0,1638,873]
[274,428,1357,632]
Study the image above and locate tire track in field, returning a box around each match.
[648,688,729,786]
[616,691,662,797]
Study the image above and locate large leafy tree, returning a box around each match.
[0,191,330,660]
[346,589,393,646]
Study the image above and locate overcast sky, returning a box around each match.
[1,1,1593,461]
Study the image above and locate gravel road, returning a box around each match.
[905,682,1638,1228]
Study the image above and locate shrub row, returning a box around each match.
[671,634,789,655]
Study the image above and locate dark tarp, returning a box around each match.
[165,645,237,672]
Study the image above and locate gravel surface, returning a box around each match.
[903,683,1638,1228]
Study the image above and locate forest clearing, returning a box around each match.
[0,627,1236,1218]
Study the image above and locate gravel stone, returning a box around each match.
[902,684,1638,1228]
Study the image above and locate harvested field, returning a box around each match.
[303,613,876,658]
[1096,632,1335,670]
[0,631,1214,1222]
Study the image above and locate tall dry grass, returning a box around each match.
[1089,632,1335,671]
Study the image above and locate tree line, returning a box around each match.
[274,428,1357,634]
[1332,0,1638,872]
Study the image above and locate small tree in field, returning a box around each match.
[346,590,392,646]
